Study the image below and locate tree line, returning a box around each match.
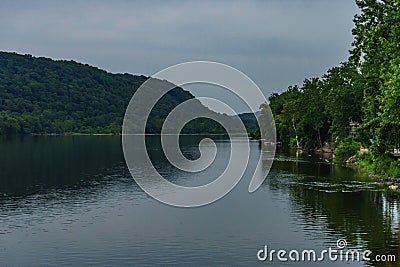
[263,0,400,177]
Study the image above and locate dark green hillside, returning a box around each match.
[0,52,221,135]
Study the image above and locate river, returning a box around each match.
[0,136,398,266]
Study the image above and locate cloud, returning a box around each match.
[0,0,359,111]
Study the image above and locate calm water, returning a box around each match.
[0,136,399,266]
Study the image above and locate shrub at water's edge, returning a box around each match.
[332,136,400,179]
[356,153,400,179]
[334,137,360,163]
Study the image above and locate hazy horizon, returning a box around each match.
[0,0,359,113]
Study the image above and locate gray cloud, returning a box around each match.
[0,0,359,111]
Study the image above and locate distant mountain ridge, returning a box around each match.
[0,52,259,136]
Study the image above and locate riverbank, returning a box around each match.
[297,146,400,196]
[347,158,400,196]
[346,161,400,198]
[29,133,120,136]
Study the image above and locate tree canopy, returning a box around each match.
[266,0,400,176]
[0,52,238,135]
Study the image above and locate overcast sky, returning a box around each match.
[0,0,359,113]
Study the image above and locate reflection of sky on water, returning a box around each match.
[0,137,398,266]
[382,196,400,235]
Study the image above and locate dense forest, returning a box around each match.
[265,0,400,177]
[0,52,253,135]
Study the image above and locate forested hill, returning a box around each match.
[0,52,227,135]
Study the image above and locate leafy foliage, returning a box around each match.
[0,52,229,135]
[321,62,364,142]
[267,0,400,177]
[334,137,361,163]
[357,153,400,178]
[350,0,400,154]
[268,79,332,150]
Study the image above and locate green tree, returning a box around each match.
[269,85,302,146]
[296,78,327,149]
[0,111,19,135]
[322,62,364,143]
[351,0,400,154]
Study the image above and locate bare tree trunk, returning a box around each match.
[318,129,322,148]
[292,117,300,148]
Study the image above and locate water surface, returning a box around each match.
[0,136,398,266]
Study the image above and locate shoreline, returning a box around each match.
[346,161,400,196]
[23,133,238,137]
[295,147,400,196]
